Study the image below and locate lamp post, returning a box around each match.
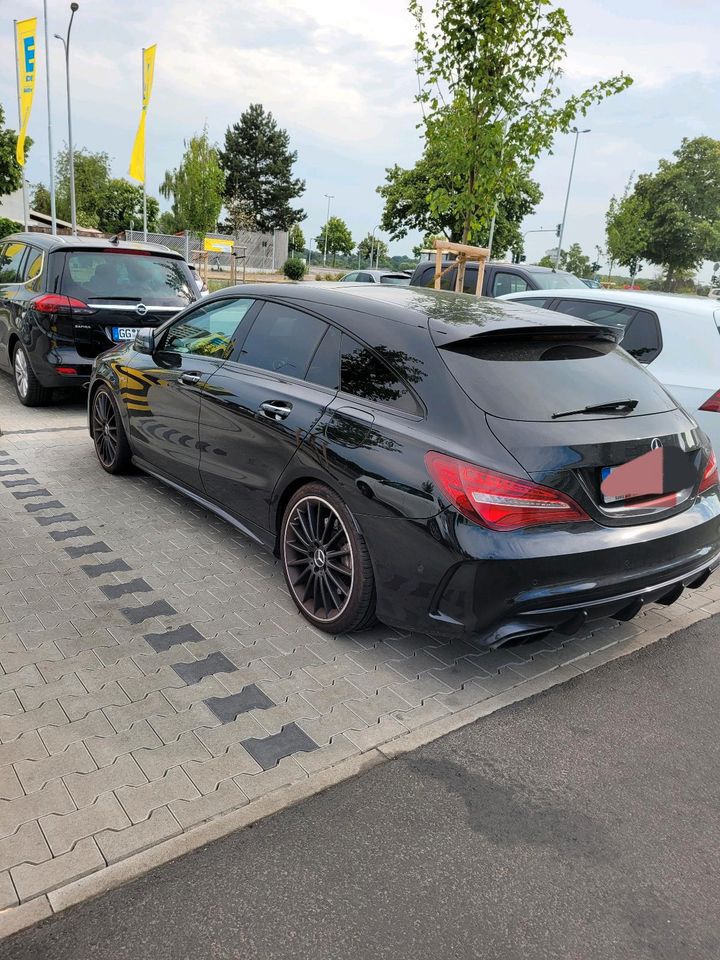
[43,0,57,234]
[322,194,333,266]
[54,3,79,236]
[369,224,380,268]
[555,127,590,270]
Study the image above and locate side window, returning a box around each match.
[0,242,28,283]
[492,272,529,297]
[237,302,327,378]
[513,296,553,309]
[356,273,372,282]
[619,310,662,364]
[341,273,358,283]
[162,297,255,359]
[306,325,341,389]
[462,267,480,294]
[340,334,419,415]
[24,248,43,283]
[554,299,636,328]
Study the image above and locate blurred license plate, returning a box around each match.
[112,327,140,341]
[600,466,627,503]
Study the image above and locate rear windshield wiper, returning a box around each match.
[551,399,639,419]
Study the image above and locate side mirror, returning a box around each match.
[133,328,155,354]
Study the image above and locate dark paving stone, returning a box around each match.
[241,723,319,771]
[80,559,132,578]
[0,459,18,466]
[11,488,51,500]
[172,652,238,685]
[24,500,65,513]
[144,623,206,653]
[35,513,79,526]
[50,527,94,541]
[101,578,152,600]
[204,685,274,723]
[122,599,177,624]
[65,541,111,558]
[0,468,28,477]
[1,478,39,488]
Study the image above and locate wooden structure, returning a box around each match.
[433,239,490,295]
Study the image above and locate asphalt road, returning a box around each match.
[3,618,720,960]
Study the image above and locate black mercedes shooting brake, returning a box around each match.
[88,283,720,645]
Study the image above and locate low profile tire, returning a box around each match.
[280,483,376,634]
[13,343,51,407]
[91,386,132,474]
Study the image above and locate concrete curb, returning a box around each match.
[0,609,710,942]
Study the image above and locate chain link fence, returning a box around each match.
[126,229,288,273]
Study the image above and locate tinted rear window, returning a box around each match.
[439,333,675,422]
[524,270,585,290]
[61,252,195,305]
[379,275,411,285]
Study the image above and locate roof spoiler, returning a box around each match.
[436,323,621,350]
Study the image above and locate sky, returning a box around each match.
[1,0,718,278]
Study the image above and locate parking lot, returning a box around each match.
[2,370,720,932]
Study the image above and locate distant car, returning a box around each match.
[582,278,602,289]
[188,263,210,297]
[499,287,720,455]
[339,270,411,286]
[0,233,197,405]
[410,260,585,297]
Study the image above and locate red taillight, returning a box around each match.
[56,367,77,376]
[32,294,93,315]
[699,451,718,493]
[424,452,590,531]
[699,390,720,413]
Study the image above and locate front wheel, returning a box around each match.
[13,343,51,407]
[91,386,132,474]
[280,483,376,634]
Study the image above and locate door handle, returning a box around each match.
[180,371,203,386]
[260,400,293,421]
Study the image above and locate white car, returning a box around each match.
[188,263,210,297]
[499,288,720,454]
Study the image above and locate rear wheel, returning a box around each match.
[13,343,51,407]
[91,386,132,474]
[280,483,376,634]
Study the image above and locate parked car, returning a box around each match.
[0,233,197,405]
[410,260,585,297]
[339,270,411,286]
[89,283,720,645]
[581,278,602,289]
[188,263,210,297]
[499,288,720,456]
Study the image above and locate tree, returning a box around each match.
[409,0,632,245]
[605,182,648,282]
[0,217,21,239]
[357,233,388,265]
[223,197,257,235]
[564,243,593,277]
[156,210,179,234]
[161,126,224,234]
[220,104,305,231]
[315,217,353,266]
[31,182,50,214]
[0,103,27,197]
[100,179,158,234]
[289,224,305,256]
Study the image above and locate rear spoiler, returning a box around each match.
[434,323,621,351]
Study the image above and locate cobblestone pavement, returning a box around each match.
[1,373,719,919]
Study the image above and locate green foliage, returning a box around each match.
[0,217,21,239]
[156,210,179,234]
[605,175,648,280]
[357,233,388,265]
[161,126,224,234]
[31,182,50,215]
[222,197,257,235]
[409,0,632,244]
[100,179,159,234]
[220,104,305,231]
[282,257,306,280]
[0,103,28,198]
[537,244,592,275]
[315,217,353,266]
[288,224,305,256]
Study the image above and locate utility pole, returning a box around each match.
[555,127,590,270]
[54,3,79,236]
[43,0,57,234]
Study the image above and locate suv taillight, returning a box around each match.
[699,451,718,494]
[425,452,589,531]
[699,390,720,413]
[32,294,94,315]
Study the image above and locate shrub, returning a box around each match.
[0,218,22,240]
[282,257,306,281]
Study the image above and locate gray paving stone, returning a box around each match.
[64,753,147,808]
[171,651,238,685]
[85,719,162,768]
[0,730,48,767]
[0,869,18,909]
[40,792,131,855]
[0,665,44,694]
[16,674,86,710]
[104,691,178,732]
[132,731,211,781]
[24,500,65,513]
[116,766,200,823]
[36,513,79,527]
[182,743,261,794]
[122,599,177,624]
[0,690,22,715]
[1,699,68,743]
[0,821,52,873]
[100,578,153,600]
[39,709,115,754]
[169,778,247,829]
[49,526,94,541]
[234,755,307,801]
[11,488,51,500]
[96,806,181,865]
[392,697,452,731]
[12,837,104,900]
[296,733,359,775]
[0,468,28,477]
[144,623,206,653]
[204,685,274,723]
[2,478,38,487]
[241,722,319,771]
[0,780,75,839]
[300,678,366,715]
[295,704,369,746]
[77,658,144,691]
[162,675,228,711]
[0,765,23,801]
[345,715,409,750]
[81,558,132,578]
[15,740,97,794]
[148,702,219,744]
[38,650,101,682]
[60,682,130,721]
[119,665,186,701]
[194,714,268,757]
[1,641,63,673]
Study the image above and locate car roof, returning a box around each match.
[207,281,603,341]
[1,233,183,259]
[500,287,720,316]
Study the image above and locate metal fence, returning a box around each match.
[126,229,289,273]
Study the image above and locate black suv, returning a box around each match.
[0,234,197,405]
[409,259,585,297]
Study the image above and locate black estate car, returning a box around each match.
[0,233,196,405]
[89,283,720,645]
[410,259,585,297]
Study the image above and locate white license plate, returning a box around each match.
[112,327,140,341]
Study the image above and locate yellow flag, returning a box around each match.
[15,18,37,167]
[128,44,156,183]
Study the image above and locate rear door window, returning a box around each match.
[305,326,341,389]
[61,251,195,305]
[492,272,529,297]
[513,296,554,309]
[236,301,328,378]
[340,334,420,415]
[24,248,43,282]
[341,273,358,283]
[554,299,662,363]
[0,242,28,283]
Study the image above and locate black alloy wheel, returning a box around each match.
[91,387,132,474]
[281,484,376,633]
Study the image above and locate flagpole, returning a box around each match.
[13,21,30,230]
[43,0,57,235]
[142,47,147,242]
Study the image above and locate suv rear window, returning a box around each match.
[523,269,585,290]
[61,251,195,305]
[438,331,675,422]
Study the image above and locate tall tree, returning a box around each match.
[315,217,353,266]
[220,104,305,231]
[357,233,388,265]
[605,177,648,282]
[100,179,159,234]
[563,243,593,277]
[161,126,224,234]
[410,0,632,245]
[0,103,27,197]
[288,224,305,256]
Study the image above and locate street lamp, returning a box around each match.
[54,3,79,236]
[322,194,334,266]
[554,127,590,270]
[369,224,381,268]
